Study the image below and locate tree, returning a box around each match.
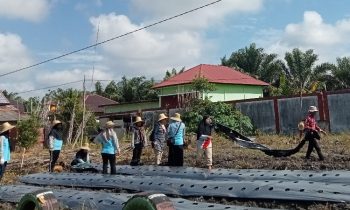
[221,43,283,84]
[163,67,185,81]
[94,81,104,96]
[23,97,40,113]
[284,48,333,94]
[16,114,41,168]
[17,115,40,149]
[117,76,158,103]
[93,77,159,103]
[44,88,97,145]
[182,99,253,134]
[330,57,350,89]
[132,77,158,101]
[190,76,216,100]
[1,90,24,102]
[268,74,294,96]
[119,76,134,102]
[104,81,119,101]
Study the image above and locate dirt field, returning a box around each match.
[1,133,350,209]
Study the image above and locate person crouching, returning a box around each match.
[71,143,91,166]
[130,116,147,166]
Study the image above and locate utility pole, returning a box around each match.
[81,75,86,147]
[90,20,100,91]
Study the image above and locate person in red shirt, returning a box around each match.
[303,106,326,160]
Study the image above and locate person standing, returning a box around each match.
[130,116,147,166]
[196,116,214,170]
[152,113,168,165]
[167,113,185,166]
[48,120,64,172]
[0,122,15,181]
[304,106,326,161]
[94,121,120,174]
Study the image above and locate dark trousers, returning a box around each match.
[101,153,116,174]
[49,150,60,172]
[0,162,7,181]
[305,130,324,160]
[306,138,324,160]
[168,144,184,166]
[130,143,143,166]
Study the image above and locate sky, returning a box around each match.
[1,0,350,98]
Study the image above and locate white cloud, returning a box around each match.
[0,33,38,95]
[35,68,110,86]
[90,13,206,78]
[0,0,50,22]
[256,11,350,62]
[0,33,109,96]
[131,0,262,31]
[2,0,265,97]
[0,33,33,77]
[89,0,263,78]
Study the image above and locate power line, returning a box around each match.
[0,0,222,78]
[17,80,83,94]
[16,79,115,94]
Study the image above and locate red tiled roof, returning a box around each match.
[85,94,118,113]
[153,64,269,88]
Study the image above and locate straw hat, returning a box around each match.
[171,113,182,122]
[134,116,144,125]
[298,121,305,131]
[52,120,62,126]
[80,143,90,151]
[308,106,319,112]
[0,122,15,134]
[53,165,63,173]
[158,113,168,122]
[105,121,115,128]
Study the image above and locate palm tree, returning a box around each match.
[283,48,333,94]
[330,57,350,89]
[221,43,283,84]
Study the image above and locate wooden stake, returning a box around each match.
[20,148,26,169]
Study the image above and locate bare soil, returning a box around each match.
[1,133,350,209]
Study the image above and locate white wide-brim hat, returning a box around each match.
[308,106,319,112]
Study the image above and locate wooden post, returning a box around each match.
[81,75,86,147]
[20,148,26,169]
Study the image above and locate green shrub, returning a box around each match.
[17,115,41,149]
[182,99,254,135]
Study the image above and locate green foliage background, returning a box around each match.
[17,115,41,149]
[182,99,254,135]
